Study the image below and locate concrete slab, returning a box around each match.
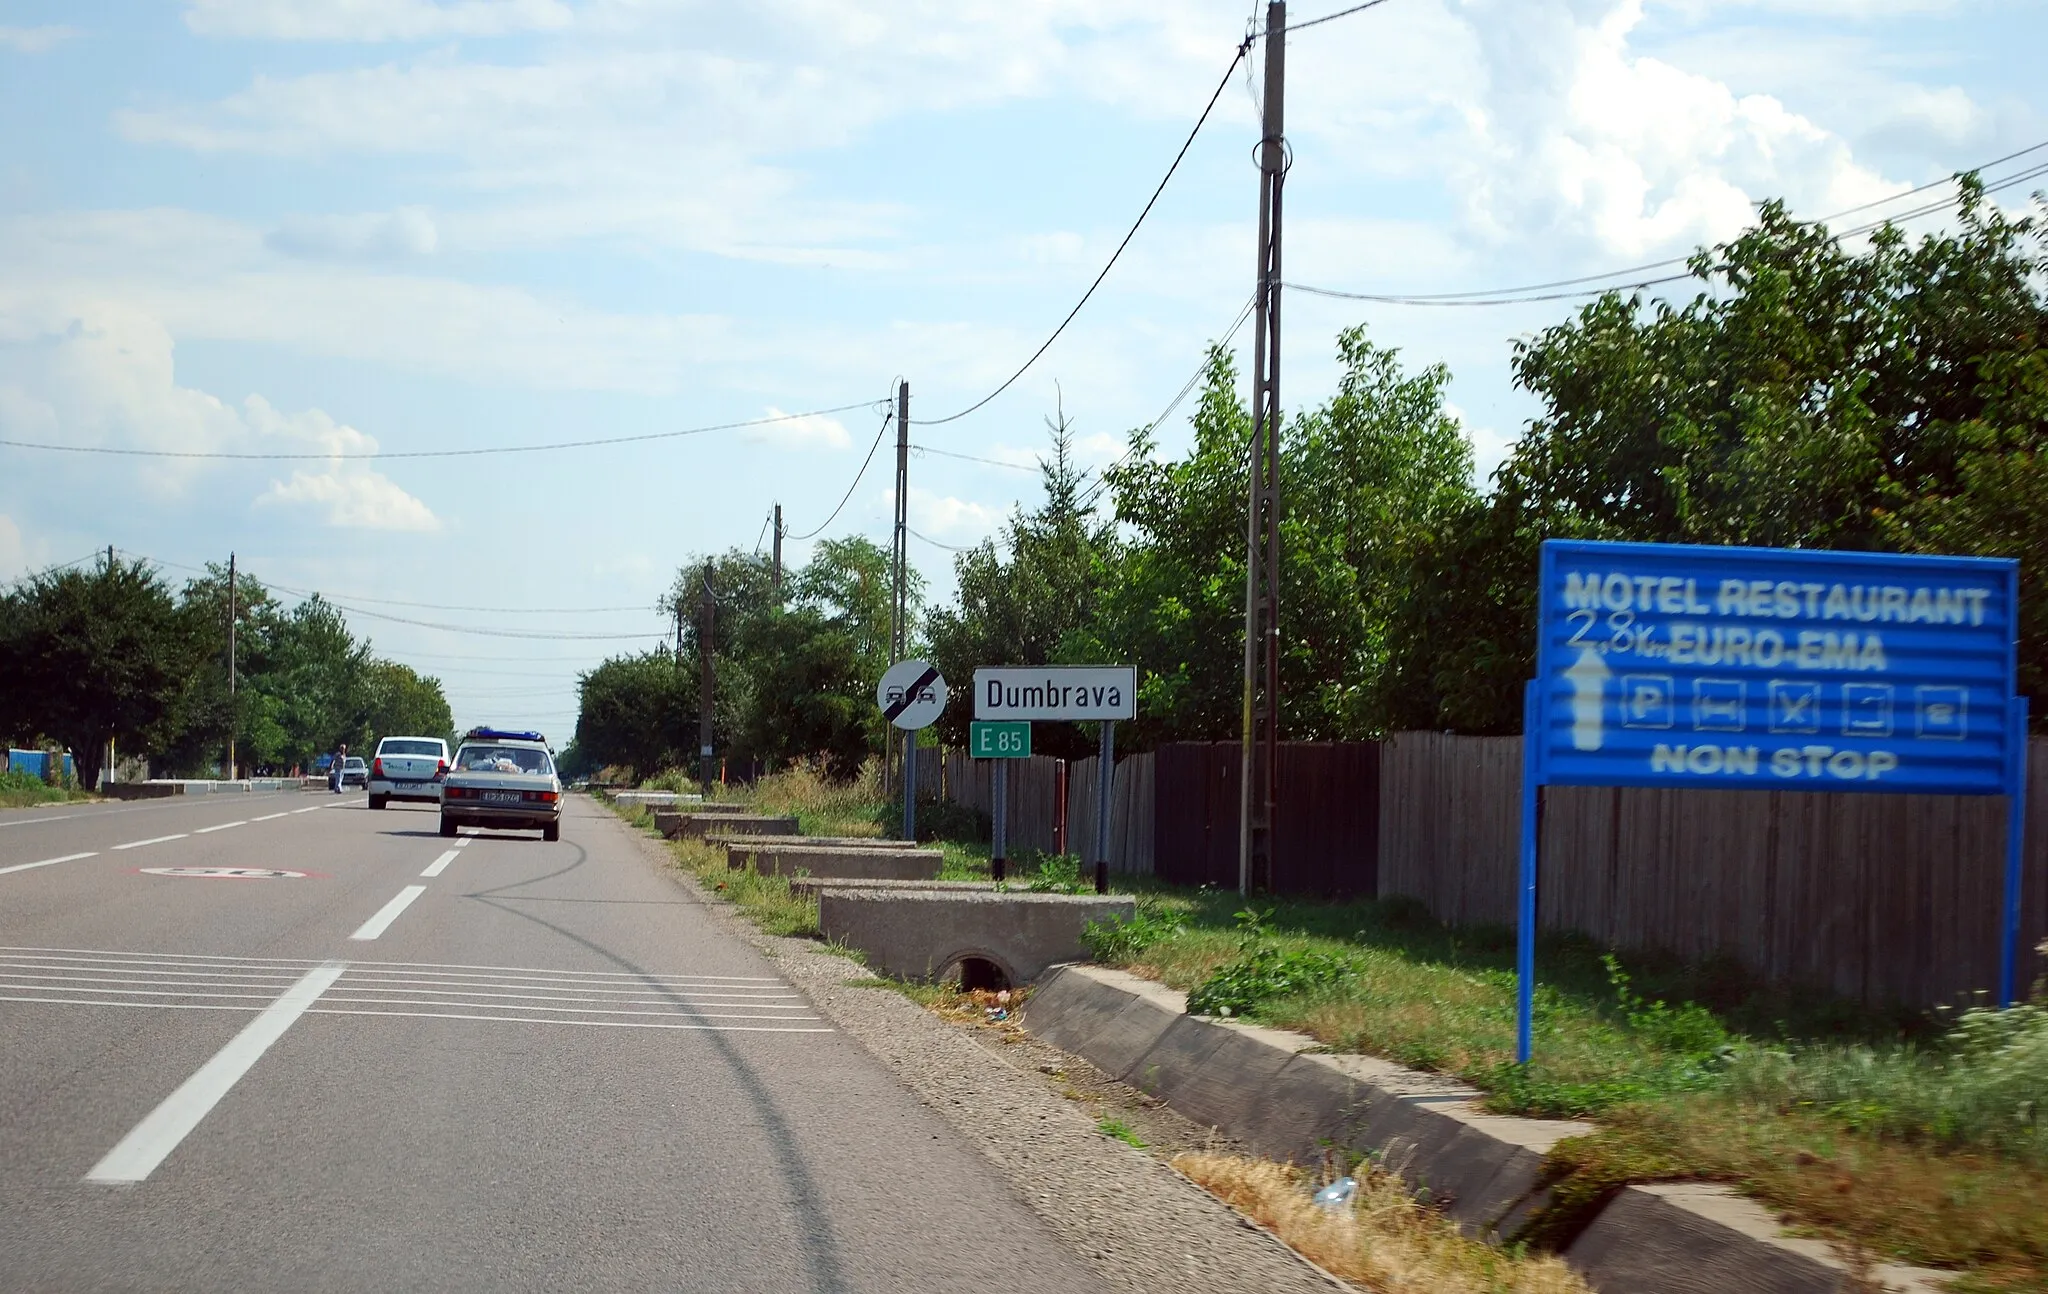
[676,813,799,839]
[786,878,994,899]
[1021,964,1954,1294]
[712,834,917,850]
[729,845,944,881]
[817,890,1134,986]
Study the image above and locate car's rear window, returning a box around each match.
[379,739,444,757]
[455,746,553,775]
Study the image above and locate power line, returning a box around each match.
[906,526,981,553]
[0,401,882,461]
[319,599,668,640]
[908,444,1040,473]
[1290,142,2048,307]
[787,408,893,542]
[917,40,1253,427]
[1275,0,1396,35]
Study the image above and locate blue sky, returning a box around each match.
[2,0,2043,739]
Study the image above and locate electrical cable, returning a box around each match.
[917,40,1253,427]
[1290,143,2048,307]
[907,445,1040,473]
[1291,161,2048,308]
[0,401,883,461]
[1274,0,1397,36]
[906,526,980,553]
[786,407,892,542]
[753,509,773,554]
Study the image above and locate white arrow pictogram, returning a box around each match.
[1566,648,1612,751]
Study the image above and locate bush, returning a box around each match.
[1083,905,1187,963]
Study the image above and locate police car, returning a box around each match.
[438,728,563,842]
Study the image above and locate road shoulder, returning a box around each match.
[603,809,1346,1294]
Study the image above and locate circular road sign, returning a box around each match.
[877,659,948,731]
[138,867,310,879]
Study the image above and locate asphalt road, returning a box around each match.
[0,790,1105,1293]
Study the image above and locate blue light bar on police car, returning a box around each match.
[467,728,547,743]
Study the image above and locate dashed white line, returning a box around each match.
[109,834,188,851]
[250,812,289,822]
[350,886,426,941]
[84,961,346,1184]
[290,806,324,815]
[0,852,97,877]
[0,814,78,829]
[193,821,247,834]
[451,837,471,849]
[420,850,460,878]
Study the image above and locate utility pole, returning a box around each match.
[227,552,237,780]
[771,503,784,592]
[1239,0,1285,896]
[885,380,910,797]
[698,561,715,794]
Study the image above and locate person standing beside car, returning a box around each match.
[331,742,349,794]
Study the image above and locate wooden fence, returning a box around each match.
[1378,732,2048,1008]
[1152,742,1380,897]
[935,749,1066,855]
[1067,752,1156,874]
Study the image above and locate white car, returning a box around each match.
[368,736,449,810]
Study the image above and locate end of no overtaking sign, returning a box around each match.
[877,659,948,730]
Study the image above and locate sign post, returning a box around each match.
[971,721,1031,882]
[1519,539,2024,1064]
[974,666,1136,892]
[877,659,947,843]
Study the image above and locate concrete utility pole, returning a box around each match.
[698,561,715,795]
[227,552,237,779]
[772,503,784,592]
[1240,0,1286,896]
[886,380,910,797]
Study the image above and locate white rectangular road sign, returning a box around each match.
[973,666,1136,722]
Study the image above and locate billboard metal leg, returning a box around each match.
[2001,697,2030,1008]
[992,759,1008,884]
[1095,722,1115,894]
[1518,681,1542,1067]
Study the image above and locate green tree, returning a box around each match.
[1079,330,1476,746]
[572,649,690,779]
[925,410,1115,756]
[362,661,454,748]
[0,556,196,788]
[1402,183,2048,731]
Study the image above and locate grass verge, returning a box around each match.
[605,793,820,937]
[1080,886,2048,1286]
[0,769,91,809]
[1174,1152,1590,1294]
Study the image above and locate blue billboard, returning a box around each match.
[1535,539,2020,796]
[1515,539,2030,1061]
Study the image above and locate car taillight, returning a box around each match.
[434,759,448,781]
[445,786,470,799]
[522,790,558,803]
[371,758,383,778]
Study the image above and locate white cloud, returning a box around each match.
[907,486,1001,538]
[746,407,852,450]
[0,513,34,580]
[0,299,438,530]
[0,26,78,54]
[183,0,572,41]
[258,469,441,530]
[267,208,439,261]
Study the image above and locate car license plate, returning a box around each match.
[481,790,523,805]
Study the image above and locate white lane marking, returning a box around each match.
[109,834,189,851]
[0,996,831,1032]
[0,981,817,1019]
[311,1007,832,1032]
[250,813,289,822]
[450,837,471,849]
[0,814,78,829]
[193,821,247,834]
[0,945,786,981]
[0,852,98,877]
[290,806,324,815]
[0,972,811,1006]
[84,961,346,1184]
[350,886,426,941]
[420,850,459,878]
[0,957,797,996]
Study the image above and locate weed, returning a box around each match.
[1096,1116,1147,1148]
[1026,851,1088,893]
[1082,905,1186,963]
[0,768,89,809]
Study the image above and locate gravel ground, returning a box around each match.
[619,820,1349,1294]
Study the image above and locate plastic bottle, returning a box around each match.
[1312,1177,1357,1211]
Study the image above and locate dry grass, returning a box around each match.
[1173,1153,1590,1294]
[749,761,885,838]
